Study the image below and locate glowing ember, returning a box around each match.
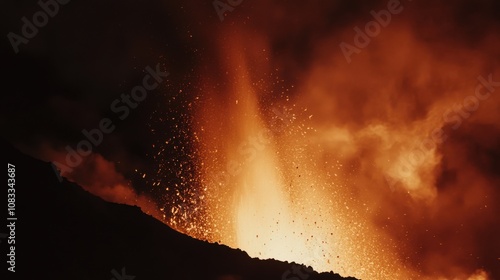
[183,29,416,279]
[23,1,499,280]
[149,6,498,280]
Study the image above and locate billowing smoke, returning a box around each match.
[187,0,500,279]
[5,0,499,279]
[36,144,162,220]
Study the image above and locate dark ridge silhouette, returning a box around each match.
[0,140,358,280]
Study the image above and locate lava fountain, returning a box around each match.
[191,28,417,279]
[156,3,499,279]
[30,1,499,280]
[180,16,499,278]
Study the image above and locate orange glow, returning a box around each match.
[36,3,499,279]
[38,147,163,220]
[183,20,499,279]
[49,21,496,279]
[190,28,414,279]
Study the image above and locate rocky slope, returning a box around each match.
[1,140,358,280]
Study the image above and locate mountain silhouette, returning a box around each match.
[1,139,358,280]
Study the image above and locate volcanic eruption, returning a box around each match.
[162,2,500,279]
[4,0,499,279]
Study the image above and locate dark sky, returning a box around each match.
[0,0,206,199]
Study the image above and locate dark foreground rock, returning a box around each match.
[0,140,358,280]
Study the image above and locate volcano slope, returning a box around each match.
[1,140,357,280]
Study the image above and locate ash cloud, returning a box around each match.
[205,0,500,278]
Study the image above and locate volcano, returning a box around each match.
[2,1,500,279]
[1,140,357,280]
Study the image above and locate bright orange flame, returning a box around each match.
[185,20,499,279]
[191,28,418,279]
